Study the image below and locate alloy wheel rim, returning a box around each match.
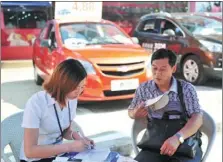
[183,59,199,82]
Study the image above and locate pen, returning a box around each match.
[77,131,94,149]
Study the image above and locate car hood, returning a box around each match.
[194,34,222,44]
[64,44,150,64]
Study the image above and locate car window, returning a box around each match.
[41,24,57,49]
[3,8,17,29]
[59,23,133,48]
[138,19,158,34]
[48,25,57,48]
[3,7,47,29]
[45,24,53,39]
[175,15,222,35]
[160,19,183,37]
[39,25,48,39]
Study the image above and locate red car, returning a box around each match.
[32,19,152,101]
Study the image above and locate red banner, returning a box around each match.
[1,28,41,47]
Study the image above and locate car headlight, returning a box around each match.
[78,60,96,75]
[145,55,152,77]
[146,54,152,69]
[199,40,222,53]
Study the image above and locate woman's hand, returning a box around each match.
[71,131,95,149]
[82,137,95,149]
[72,132,95,144]
[68,139,91,152]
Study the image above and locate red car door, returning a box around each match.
[33,23,50,75]
[44,23,62,75]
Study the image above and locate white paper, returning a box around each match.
[53,157,69,162]
[117,156,138,162]
[145,94,169,111]
[74,148,110,161]
[145,95,163,107]
[64,38,87,49]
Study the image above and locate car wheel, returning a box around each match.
[182,55,207,85]
[33,64,43,85]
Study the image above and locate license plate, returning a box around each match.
[111,79,139,91]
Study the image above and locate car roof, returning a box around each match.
[52,19,114,25]
[140,12,173,20]
[139,12,212,21]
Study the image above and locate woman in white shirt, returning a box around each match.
[20,59,94,162]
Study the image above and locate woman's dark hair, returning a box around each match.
[151,48,177,67]
[43,59,87,107]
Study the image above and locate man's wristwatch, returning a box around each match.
[175,133,184,144]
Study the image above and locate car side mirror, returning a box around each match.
[131,37,139,44]
[163,29,175,36]
[40,39,51,47]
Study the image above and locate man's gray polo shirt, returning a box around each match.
[128,77,202,119]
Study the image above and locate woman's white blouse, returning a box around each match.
[20,90,77,161]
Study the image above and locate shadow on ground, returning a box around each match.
[1,78,222,113]
[1,79,131,115]
[193,79,222,92]
[1,80,42,110]
[78,99,132,113]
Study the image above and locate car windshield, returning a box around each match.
[175,15,222,35]
[59,23,133,48]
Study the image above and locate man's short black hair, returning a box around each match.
[151,48,177,67]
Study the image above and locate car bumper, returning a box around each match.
[204,52,222,79]
[78,73,151,101]
[203,65,222,79]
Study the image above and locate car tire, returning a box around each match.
[33,64,44,86]
[182,55,207,85]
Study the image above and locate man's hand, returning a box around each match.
[160,135,180,156]
[131,102,148,119]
